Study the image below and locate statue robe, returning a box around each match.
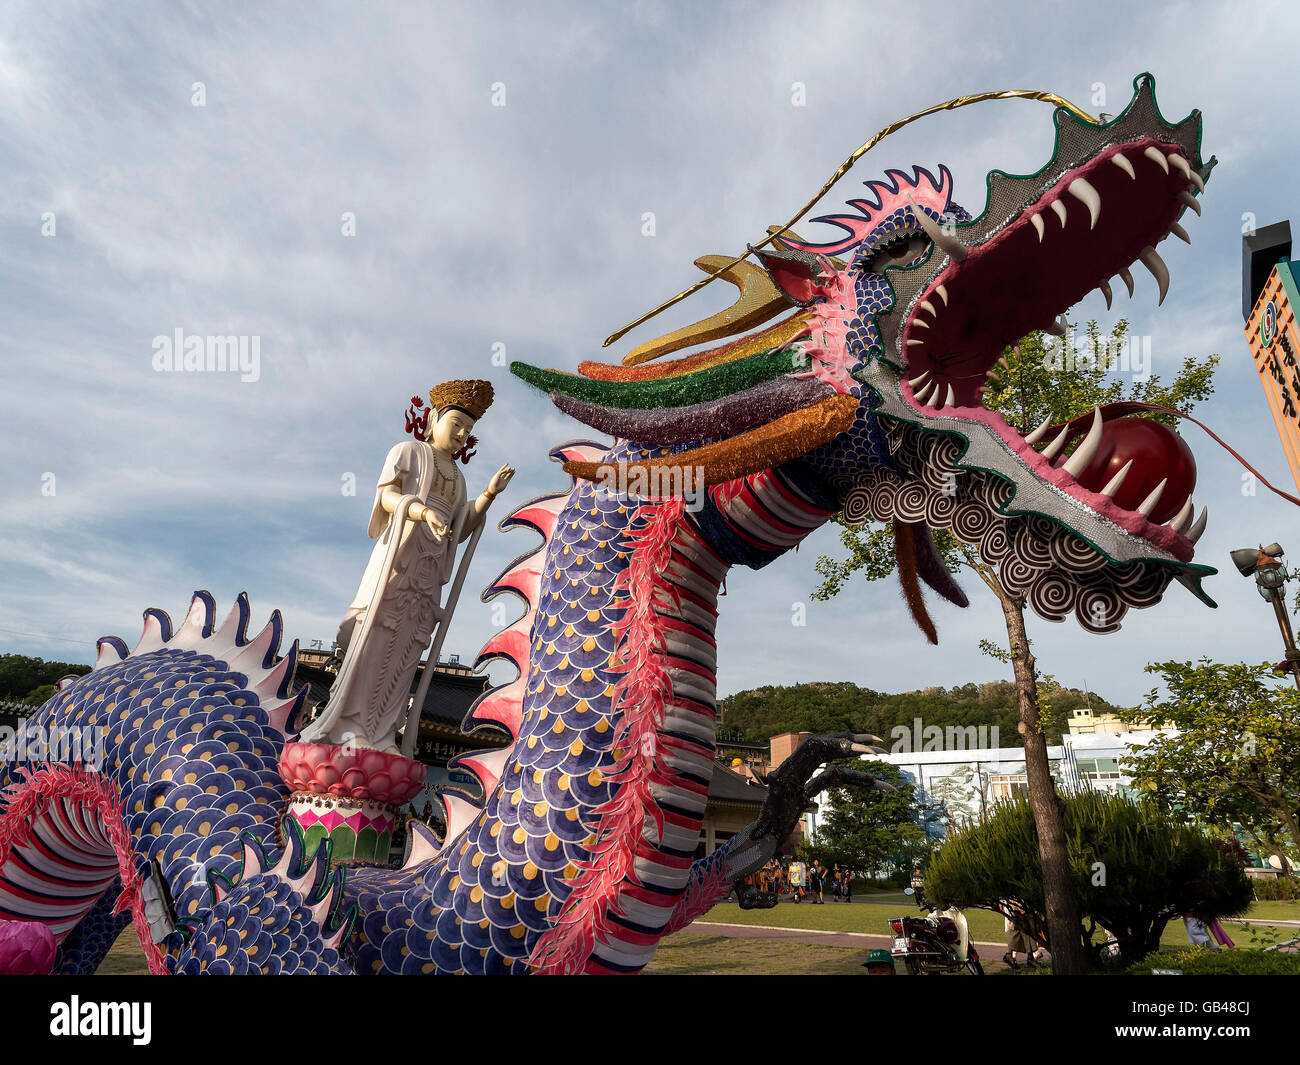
[301,440,467,751]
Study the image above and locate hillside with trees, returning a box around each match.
[0,654,93,706]
[717,679,1120,750]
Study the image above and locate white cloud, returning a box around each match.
[3,1,1299,715]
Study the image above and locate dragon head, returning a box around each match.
[514,73,1215,632]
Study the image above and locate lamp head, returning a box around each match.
[1232,547,1264,577]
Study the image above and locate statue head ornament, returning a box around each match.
[429,379,494,421]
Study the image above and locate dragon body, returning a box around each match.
[0,75,1217,974]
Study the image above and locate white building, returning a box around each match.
[804,726,1176,840]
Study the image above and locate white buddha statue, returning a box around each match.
[302,379,513,754]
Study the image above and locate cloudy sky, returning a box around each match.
[2,1,1299,712]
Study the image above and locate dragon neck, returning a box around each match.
[341,444,841,975]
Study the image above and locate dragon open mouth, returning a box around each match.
[871,74,1211,566]
[901,140,1198,402]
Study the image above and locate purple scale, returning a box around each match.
[451,883,485,926]
[488,922,528,958]
[515,891,555,933]
[399,921,435,965]
[426,933,460,973]
[560,674,609,701]
[245,784,289,808]
[543,806,591,845]
[492,825,532,867]
[434,903,462,944]
[539,721,579,752]
[515,798,552,836]
[565,770,611,809]
[457,913,496,953]
[176,737,234,765]
[514,741,572,774]
[149,806,198,845]
[479,891,521,928]
[522,832,571,872]
[458,942,488,974]
[139,749,190,785]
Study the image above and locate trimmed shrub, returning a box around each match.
[1250,876,1300,901]
[924,791,1254,967]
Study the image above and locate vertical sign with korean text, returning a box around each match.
[1246,261,1300,495]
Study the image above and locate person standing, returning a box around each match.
[1183,912,1220,951]
[789,859,806,903]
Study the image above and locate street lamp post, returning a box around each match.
[1230,543,1300,691]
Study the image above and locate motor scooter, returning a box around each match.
[887,885,984,975]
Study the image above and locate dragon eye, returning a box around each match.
[858,232,932,275]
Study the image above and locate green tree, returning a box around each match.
[22,684,56,707]
[0,654,92,702]
[1125,659,1300,874]
[924,791,1253,967]
[814,320,1220,975]
[810,760,927,878]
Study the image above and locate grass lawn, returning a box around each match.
[643,933,869,975]
[99,928,150,975]
[1229,899,1300,922]
[93,898,1298,974]
[701,898,1300,953]
[701,900,1010,945]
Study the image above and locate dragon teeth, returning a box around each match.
[1030,212,1046,242]
[1062,406,1104,478]
[1139,246,1170,305]
[908,195,967,261]
[1098,278,1113,309]
[1040,424,1072,461]
[1167,494,1195,534]
[1177,190,1202,216]
[1100,459,1134,498]
[908,371,931,388]
[935,284,949,306]
[919,299,938,317]
[1143,146,1170,174]
[1050,199,1068,227]
[1110,152,1136,179]
[1118,267,1135,298]
[1023,414,1052,445]
[1068,178,1101,229]
[1170,222,1191,245]
[1169,154,1193,181]
[913,317,930,329]
[1186,506,1208,543]
[1136,477,1167,518]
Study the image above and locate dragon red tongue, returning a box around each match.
[1071,417,1196,523]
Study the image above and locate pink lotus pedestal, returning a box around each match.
[0,919,56,975]
[278,742,425,865]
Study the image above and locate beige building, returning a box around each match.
[1066,705,1132,736]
